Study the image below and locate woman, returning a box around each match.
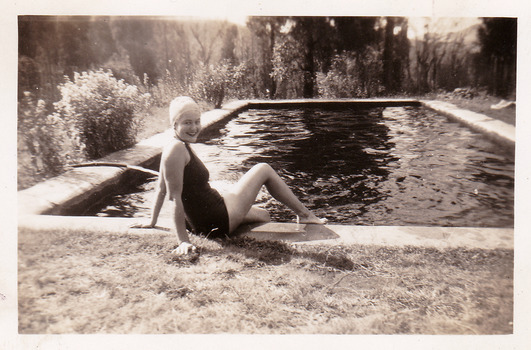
[135,96,325,255]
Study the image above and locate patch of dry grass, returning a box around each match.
[135,106,172,141]
[18,227,513,334]
[442,96,516,126]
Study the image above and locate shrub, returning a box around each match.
[189,60,259,108]
[54,70,150,159]
[17,92,64,187]
[318,49,383,98]
[227,62,258,99]
[150,69,186,107]
[190,61,231,109]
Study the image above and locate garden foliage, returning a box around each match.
[17,92,64,186]
[318,49,383,98]
[54,69,150,159]
[190,60,256,108]
[17,17,517,188]
[317,48,383,98]
[271,36,306,99]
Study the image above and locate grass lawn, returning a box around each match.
[18,226,513,334]
[420,93,516,126]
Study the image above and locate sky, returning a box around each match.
[174,14,482,42]
[406,17,481,39]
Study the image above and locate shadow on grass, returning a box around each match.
[163,237,296,267]
[221,236,356,270]
[163,225,360,269]
[164,233,513,276]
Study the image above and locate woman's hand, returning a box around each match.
[172,242,196,255]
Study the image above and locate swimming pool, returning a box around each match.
[88,105,514,228]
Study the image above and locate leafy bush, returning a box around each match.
[54,70,150,159]
[150,69,186,107]
[224,62,258,100]
[318,53,360,98]
[189,61,231,109]
[318,49,383,98]
[17,92,64,187]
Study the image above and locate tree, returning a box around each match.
[150,20,192,88]
[288,17,335,98]
[271,34,306,99]
[320,17,382,97]
[18,16,116,102]
[246,16,286,98]
[477,18,517,98]
[331,17,379,53]
[436,25,478,91]
[382,17,410,94]
[410,19,452,93]
[111,17,160,85]
[221,24,239,63]
[189,20,226,66]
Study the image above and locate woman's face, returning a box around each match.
[174,110,202,143]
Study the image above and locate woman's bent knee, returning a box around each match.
[252,163,274,176]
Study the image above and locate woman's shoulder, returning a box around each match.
[164,138,187,151]
[162,139,190,161]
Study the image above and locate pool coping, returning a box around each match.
[420,100,515,150]
[17,98,515,250]
[18,215,514,250]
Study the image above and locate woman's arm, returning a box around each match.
[148,174,167,227]
[129,169,167,229]
[162,142,195,254]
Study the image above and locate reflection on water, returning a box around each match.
[90,106,514,228]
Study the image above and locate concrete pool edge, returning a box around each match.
[420,100,515,149]
[17,98,515,251]
[18,215,514,250]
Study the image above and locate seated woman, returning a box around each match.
[134,96,325,255]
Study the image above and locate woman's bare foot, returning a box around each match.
[297,213,327,225]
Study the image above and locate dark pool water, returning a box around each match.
[90,106,514,228]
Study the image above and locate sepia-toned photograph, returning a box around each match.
[3,0,530,348]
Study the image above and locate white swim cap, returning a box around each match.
[169,96,200,127]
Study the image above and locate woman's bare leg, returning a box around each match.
[241,205,270,225]
[222,163,324,232]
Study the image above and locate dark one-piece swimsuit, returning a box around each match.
[181,142,230,239]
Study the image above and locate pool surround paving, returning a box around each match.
[18,215,513,250]
[17,99,514,249]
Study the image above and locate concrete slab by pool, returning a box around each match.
[18,215,512,250]
[17,99,514,250]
